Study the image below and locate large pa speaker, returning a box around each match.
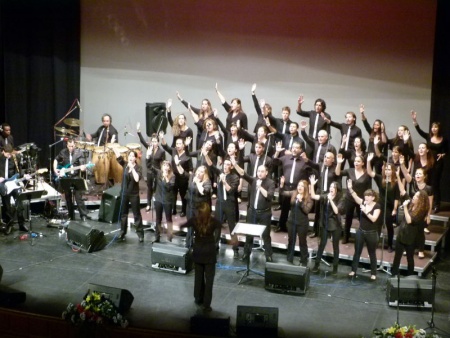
[265,262,310,295]
[66,222,107,253]
[0,285,26,306]
[236,305,278,337]
[386,276,434,308]
[190,315,230,337]
[151,242,193,274]
[146,102,168,136]
[87,283,134,312]
[98,184,122,223]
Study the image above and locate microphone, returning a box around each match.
[77,99,82,112]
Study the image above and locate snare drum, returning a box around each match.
[85,142,95,151]
[92,146,110,184]
[126,143,142,165]
[75,141,86,149]
[109,146,129,183]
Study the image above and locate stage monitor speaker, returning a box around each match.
[265,262,310,295]
[98,184,122,223]
[386,276,433,308]
[87,283,134,312]
[146,102,168,136]
[66,222,107,253]
[0,285,26,306]
[151,242,193,274]
[190,315,230,337]
[236,305,278,337]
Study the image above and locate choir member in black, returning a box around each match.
[185,165,212,249]
[340,136,366,169]
[275,106,293,136]
[336,153,372,244]
[300,120,337,165]
[285,179,314,266]
[53,138,90,222]
[161,135,193,217]
[251,83,278,133]
[197,118,223,158]
[387,125,414,169]
[233,162,275,262]
[110,148,144,242]
[269,121,305,158]
[167,106,194,151]
[152,161,175,243]
[367,154,399,252]
[176,91,214,149]
[179,202,222,312]
[360,104,387,173]
[411,110,448,213]
[215,83,248,131]
[0,145,31,234]
[399,160,433,259]
[242,141,273,177]
[272,142,313,233]
[0,123,14,149]
[309,177,345,275]
[239,125,275,159]
[296,95,330,139]
[308,151,339,238]
[137,123,165,211]
[347,184,381,281]
[208,158,240,258]
[324,111,362,168]
[86,114,119,146]
[391,190,429,276]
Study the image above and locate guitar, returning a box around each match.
[53,162,95,183]
[0,168,48,196]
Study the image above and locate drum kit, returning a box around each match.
[54,118,142,184]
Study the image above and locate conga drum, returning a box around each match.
[126,143,142,166]
[109,146,129,183]
[85,142,95,152]
[92,146,110,184]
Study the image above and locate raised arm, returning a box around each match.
[309,175,320,201]
[215,83,226,104]
[366,153,376,178]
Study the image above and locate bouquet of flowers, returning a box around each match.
[372,323,440,338]
[62,291,129,328]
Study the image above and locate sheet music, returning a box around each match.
[232,222,266,237]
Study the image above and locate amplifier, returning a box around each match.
[387,276,433,308]
[265,262,310,295]
[66,221,107,253]
[151,242,193,274]
[236,305,278,337]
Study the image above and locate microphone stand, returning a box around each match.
[376,169,391,275]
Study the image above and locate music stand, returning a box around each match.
[232,222,266,284]
[16,190,44,246]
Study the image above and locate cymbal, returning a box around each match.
[64,118,80,127]
[54,126,76,135]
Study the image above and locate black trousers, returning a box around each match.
[215,199,239,250]
[146,171,156,206]
[244,208,272,257]
[315,227,341,267]
[351,229,379,275]
[173,175,188,214]
[344,199,361,240]
[64,189,88,220]
[194,262,215,308]
[287,220,308,265]
[120,194,143,236]
[392,240,415,276]
[1,189,25,226]
[278,188,295,231]
[154,201,173,240]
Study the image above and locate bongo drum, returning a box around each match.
[109,146,129,183]
[92,146,110,184]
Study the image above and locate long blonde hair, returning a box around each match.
[172,114,186,137]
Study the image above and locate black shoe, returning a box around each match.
[194,299,203,305]
[202,306,212,313]
[19,225,29,232]
[308,232,317,238]
[172,210,177,215]
[118,232,126,241]
[233,250,239,259]
[388,246,394,253]
[152,238,160,244]
[180,212,186,217]
[312,263,320,274]
[331,266,338,276]
[4,225,13,235]
[272,226,282,233]
[342,237,349,244]
[266,256,273,262]
[433,206,440,214]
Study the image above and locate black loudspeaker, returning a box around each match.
[146,102,168,136]
[151,242,193,274]
[236,306,278,337]
[66,222,107,253]
[0,285,26,306]
[87,283,134,312]
[0,264,3,282]
[386,276,433,308]
[265,262,310,295]
[190,315,230,337]
[98,184,122,223]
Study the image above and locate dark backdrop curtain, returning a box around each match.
[430,0,450,203]
[0,0,80,171]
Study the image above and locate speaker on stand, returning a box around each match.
[146,102,168,136]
